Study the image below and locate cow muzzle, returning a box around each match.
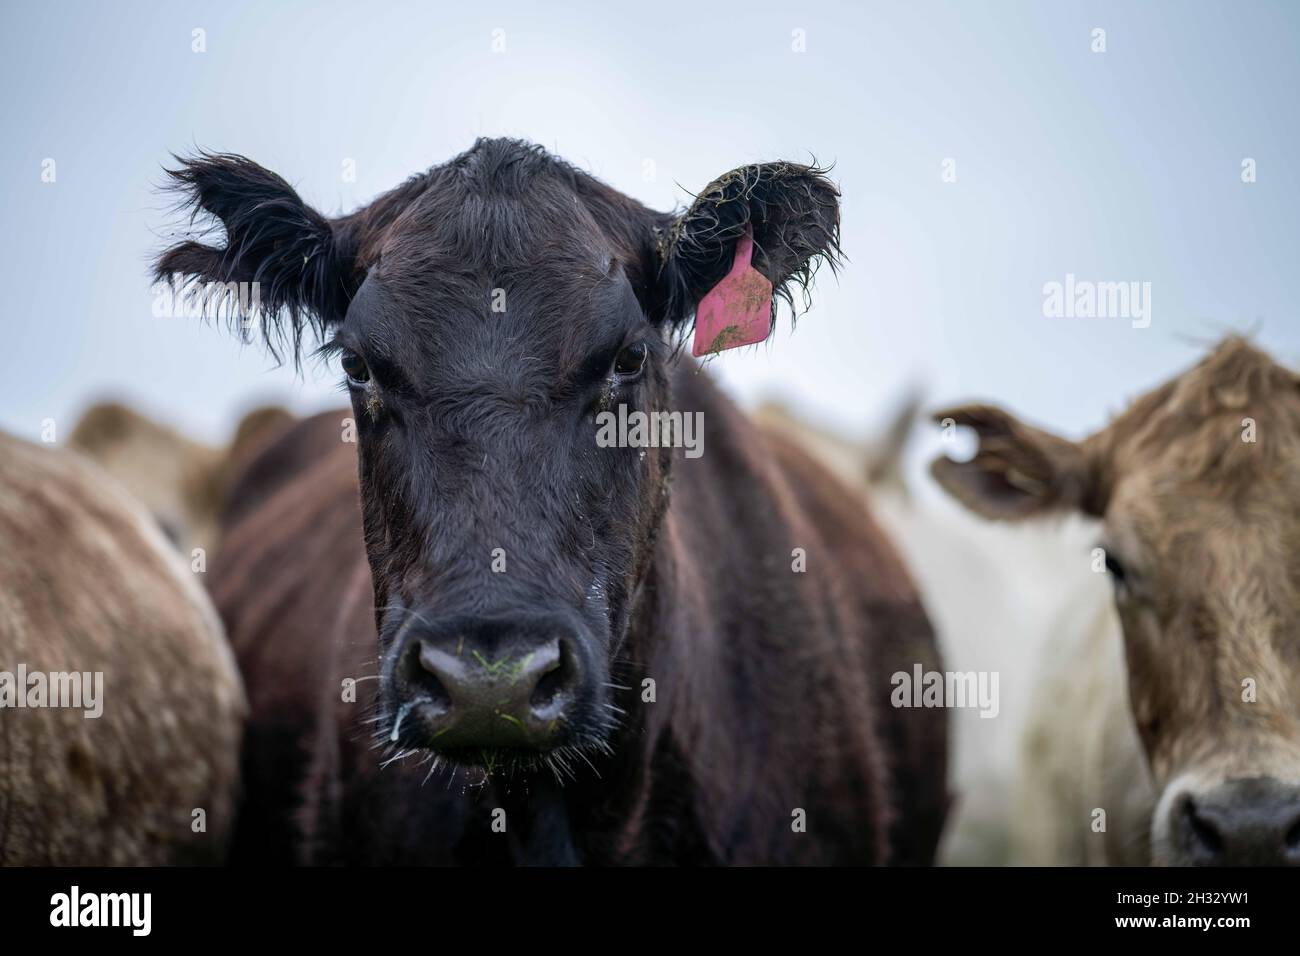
[382,610,591,754]
[1158,776,1300,866]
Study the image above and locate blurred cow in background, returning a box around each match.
[69,401,292,556]
[1013,595,1152,865]
[0,431,245,864]
[935,337,1300,866]
[757,393,1132,866]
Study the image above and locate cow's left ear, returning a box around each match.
[655,161,841,333]
[929,404,1105,520]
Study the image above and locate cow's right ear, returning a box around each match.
[929,404,1102,520]
[154,153,358,362]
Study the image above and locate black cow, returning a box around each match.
[159,138,947,864]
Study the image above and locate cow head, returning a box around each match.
[932,338,1300,865]
[156,139,839,773]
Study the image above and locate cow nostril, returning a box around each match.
[418,671,453,715]
[1182,797,1224,855]
[529,647,570,718]
[410,644,454,715]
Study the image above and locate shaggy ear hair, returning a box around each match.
[656,161,842,332]
[154,153,356,363]
[929,404,1103,520]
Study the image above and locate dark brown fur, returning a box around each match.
[159,138,947,865]
[214,365,946,864]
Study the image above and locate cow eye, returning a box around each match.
[340,349,370,385]
[614,342,647,378]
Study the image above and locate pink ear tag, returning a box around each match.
[691,224,773,358]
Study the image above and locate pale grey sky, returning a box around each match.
[4,1,1297,482]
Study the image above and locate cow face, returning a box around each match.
[932,338,1300,865]
[156,139,839,773]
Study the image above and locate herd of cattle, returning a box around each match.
[1,139,1296,865]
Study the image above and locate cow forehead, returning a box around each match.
[344,258,641,394]
[1111,466,1297,543]
[1106,389,1300,516]
[1108,469,1300,608]
[375,159,617,271]
[366,189,624,329]
[1097,338,1300,505]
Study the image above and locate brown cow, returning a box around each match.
[932,336,1300,866]
[68,401,293,555]
[158,138,948,865]
[0,431,245,864]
